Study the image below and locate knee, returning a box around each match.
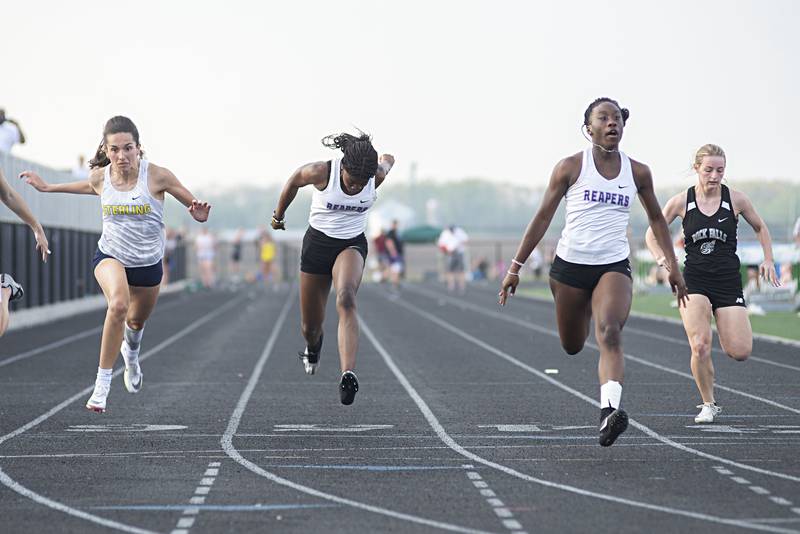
[126,319,145,331]
[689,335,712,361]
[725,342,751,362]
[107,297,129,321]
[596,321,623,349]
[336,286,358,312]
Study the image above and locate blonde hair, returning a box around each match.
[693,144,726,169]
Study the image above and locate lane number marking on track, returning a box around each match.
[66,424,188,433]
[273,424,394,433]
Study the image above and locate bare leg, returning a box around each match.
[0,287,10,336]
[715,306,752,361]
[549,277,593,355]
[331,249,365,372]
[94,260,131,369]
[679,295,715,403]
[299,272,332,351]
[127,285,161,331]
[590,272,632,384]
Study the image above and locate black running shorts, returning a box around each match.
[92,249,164,287]
[549,255,631,291]
[683,269,746,311]
[300,226,368,275]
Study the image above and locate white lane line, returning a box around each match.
[360,314,800,534]
[712,466,797,525]
[751,487,772,496]
[204,468,219,476]
[0,295,187,369]
[170,460,221,534]
[413,287,800,416]
[771,498,794,506]
[392,292,800,483]
[464,469,526,532]
[220,290,488,534]
[733,477,753,485]
[0,296,245,534]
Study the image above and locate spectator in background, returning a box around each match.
[259,228,276,287]
[794,216,800,247]
[230,228,244,282]
[162,228,179,286]
[438,224,469,293]
[71,154,89,179]
[385,219,404,292]
[0,108,26,153]
[373,229,389,282]
[195,227,216,289]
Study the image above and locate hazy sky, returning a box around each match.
[3,0,798,191]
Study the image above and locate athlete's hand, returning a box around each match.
[188,199,211,222]
[379,154,395,169]
[498,273,519,306]
[668,269,689,308]
[271,212,286,230]
[19,171,50,192]
[33,228,51,263]
[760,260,780,287]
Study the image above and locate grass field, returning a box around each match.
[517,285,800,342]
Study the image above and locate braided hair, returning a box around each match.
[88,116,144,169]
[583,97,630,128]
[321,132,378,182]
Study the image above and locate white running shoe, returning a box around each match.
[86,383,111,413]
[123,362,143,393]
[121,340,143,393]
[1,274,24,301]
[695,402,722,423]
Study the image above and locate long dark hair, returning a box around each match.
[88,116,144,169]
[321,131,378,182]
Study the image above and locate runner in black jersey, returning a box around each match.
[646,144,779,423]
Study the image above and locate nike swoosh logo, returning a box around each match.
[617,185,628,189]
[359,199,369,204]
[132,196,141,200]
[718,218,728,222]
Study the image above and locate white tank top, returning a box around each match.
[555,148,635,265]
[308,158,376,239]
[97,160,165,267]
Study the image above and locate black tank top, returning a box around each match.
[682,184,739,277]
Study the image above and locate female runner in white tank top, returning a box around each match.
[271,132,394,405]
[21,116,211,413]
[499,98,689,447]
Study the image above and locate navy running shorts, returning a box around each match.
[549,255,631,291]
[300,226,368,276]
[92,249,164,287]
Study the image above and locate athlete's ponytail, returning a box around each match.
[322,131,378,182]
[89,116,144,169]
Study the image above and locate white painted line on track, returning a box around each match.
[0,295,247,533]
[462,467,528,532]
[170,460,221,534]
[220,289,488,534]
[359,315,800,534]
[395,289,800,483]
[0,295,187,369]
[412,287,800,416]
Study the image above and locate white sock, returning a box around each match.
[123,325,144,366]
[600,380,622,410]
[96,367,113,386]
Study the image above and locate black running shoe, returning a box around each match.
[599,407,628,447]
[339,371,359,405]
[298,334,323,375]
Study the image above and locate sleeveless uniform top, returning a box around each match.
[308,158,376,239]
[97,160,165,268]
[682,184,739,277]
[555,148,636,265]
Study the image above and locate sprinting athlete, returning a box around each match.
[499,97,688,446]
[271,132,393,405]
[21,115,210,412]
[0,167,49,335]
[645,144,778,423]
